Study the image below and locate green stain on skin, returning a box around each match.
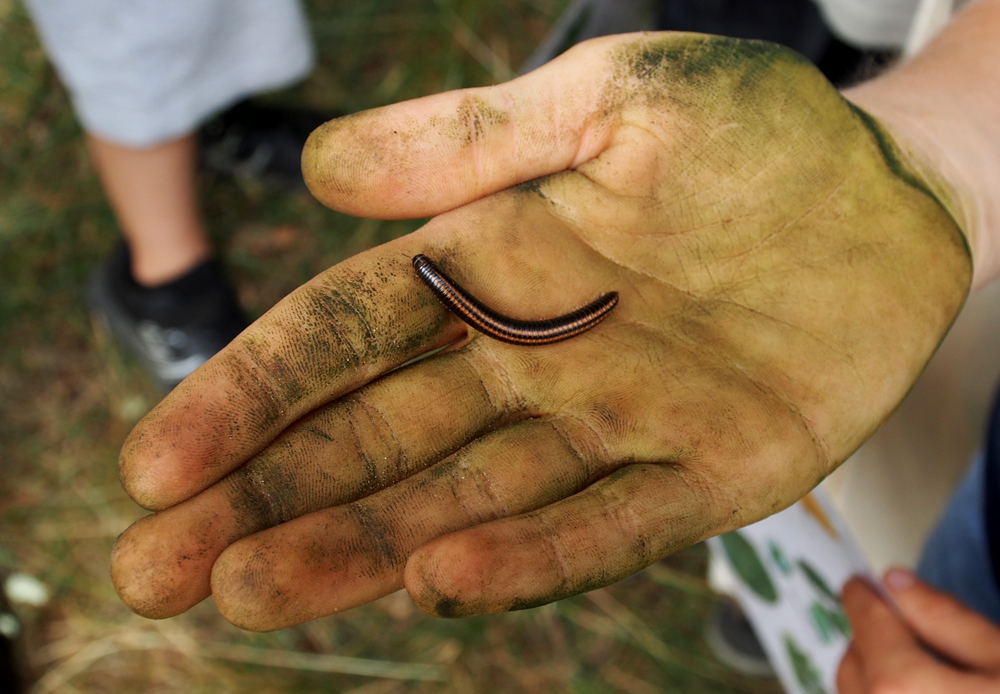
[612,35,811,108]
[845,101,972,260]
[225,443,305,534]
[847,102,933,197]
[515,176,550,201]
[629,36,795,81]
[505,566,622,615]
[454,94,511,146]
[347,502,401,570]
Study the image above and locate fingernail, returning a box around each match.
[884,568,915,591]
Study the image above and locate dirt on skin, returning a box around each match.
[115,33,970,634]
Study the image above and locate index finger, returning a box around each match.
[120,236,462,511]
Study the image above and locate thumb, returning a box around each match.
[883,567,1000,672]
[301,35,625,219]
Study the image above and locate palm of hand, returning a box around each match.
[111,34,969,631]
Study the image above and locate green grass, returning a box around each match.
[0,0,782,691]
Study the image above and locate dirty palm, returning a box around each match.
[111,33,969,631]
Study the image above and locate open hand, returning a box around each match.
[110,33,971,630]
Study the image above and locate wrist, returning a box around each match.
[843,82,996,290]
[841,0,1000,290]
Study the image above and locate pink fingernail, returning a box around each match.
[884,568,915,591]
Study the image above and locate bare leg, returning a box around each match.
[86,133,212,286]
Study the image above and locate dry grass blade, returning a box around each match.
[585,590,769,693]
[72,481,134,538]
[586,590,683,665]
[560,604,621,639]
[200,642,447,682]
[643,563,716,598]
[601,663,664,694]
[29,523,122,541]
[310,13,440,38]
[32,636,87,667]
[151,618,238,688]
[30,635,149,694]
[440,8,515,82]
[342,680,404,694]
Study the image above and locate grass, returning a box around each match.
[0,0,783,691]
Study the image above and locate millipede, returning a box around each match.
[411,254,618,345]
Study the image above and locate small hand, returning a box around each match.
[838,570,1000,693]
[111,33,970,630]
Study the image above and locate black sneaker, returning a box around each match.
[199,100,338,191]
[87,243,248,392]
[704,600,776,678]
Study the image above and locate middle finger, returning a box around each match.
[210,415,609,630]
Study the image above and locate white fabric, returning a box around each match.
[23,0,315,148]
[905,0,963,54]
[813,0,976,51]
[812,0,923,48]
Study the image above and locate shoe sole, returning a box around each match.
[86,262,202,393]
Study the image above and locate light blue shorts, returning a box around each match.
[23,0,314,147]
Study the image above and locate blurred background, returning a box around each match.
[0,0,780,691]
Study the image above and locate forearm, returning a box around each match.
[843,0,1000,290]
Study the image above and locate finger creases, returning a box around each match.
[208,417,615,631]
[403,463,716,618]
[111,345,522,619]
[119,242,465,512]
